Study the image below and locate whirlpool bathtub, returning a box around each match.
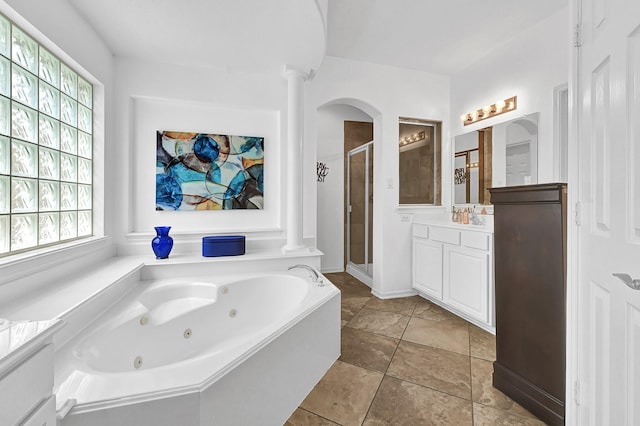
[55,268,341,426]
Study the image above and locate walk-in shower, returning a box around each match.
[346,141,373,286]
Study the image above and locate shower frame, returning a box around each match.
[346,140,374,286]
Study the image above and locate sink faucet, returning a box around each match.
[288,264,324,286]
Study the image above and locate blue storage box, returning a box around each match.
[202,235,246,257]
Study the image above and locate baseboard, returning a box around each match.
[371,288,418,299]
[492,362,565,426]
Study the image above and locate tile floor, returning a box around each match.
[285,272,547,426]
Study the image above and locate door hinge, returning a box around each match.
[575,201,581,226]
[574,23,582,48]
[574,380,581,405]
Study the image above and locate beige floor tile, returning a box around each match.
[346,308,410,339]
[363,376,473,425]
[341,305,360,327]
[300,360,383,426]
[342,294,371,309]
[402,316,470,355]
[285,408,340,425]
[339,327,399,373]
[412,299,469,325]
[472,403,548,426]
[296,273,547,426]
[330,275,369,293]
[470,358,539,419]
[387,341,471,400]
[363,296,418,316]
[469,325,496,361]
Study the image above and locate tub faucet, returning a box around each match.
[288,264,324,286]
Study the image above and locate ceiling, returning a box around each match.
[67,0,327,74]
[68,0,568,76]
[326,0,568,75]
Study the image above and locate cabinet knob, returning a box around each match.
[612,273,640,290]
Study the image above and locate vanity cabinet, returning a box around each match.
[0,320,62,426]
[412,221,494,332]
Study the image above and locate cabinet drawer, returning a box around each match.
[462,231,490,251]
[412,224,429,238]
[430,226,460,245]
[0,344,53,426]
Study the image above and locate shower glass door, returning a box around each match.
[347,141,373,284]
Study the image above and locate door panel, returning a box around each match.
[444,246,489,322]
[630,26,640,242]
[627,305,640,424]
[576,0,640,424]
[412,239,442,299]
[348,149,366,269]
[346,142,373,281]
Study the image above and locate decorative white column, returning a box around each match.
[282,67,309,253]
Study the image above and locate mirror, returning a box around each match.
[399,118,442,205]
[453,112,539,204]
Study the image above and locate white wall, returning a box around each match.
[450,6,569,185]
[308,56,450,298]
[316,104,373,273]
[113,58,291,255]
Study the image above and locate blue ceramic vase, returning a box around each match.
[151,226,173,259]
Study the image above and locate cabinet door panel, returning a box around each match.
[22,396,56,426]
[412,239,443,299]
[445,246,489,322]
[0,344,53,426]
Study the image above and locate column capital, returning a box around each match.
[282,65,311,81]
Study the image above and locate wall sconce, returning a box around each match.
[460,96,517,126]
[398,130,426,146]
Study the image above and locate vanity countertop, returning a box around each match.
[413,212,494,233]
[0,318,63,374]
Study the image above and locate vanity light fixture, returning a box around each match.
[399,130,426,146]
[460,96,517,126]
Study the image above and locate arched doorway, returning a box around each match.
[315,100,379,286]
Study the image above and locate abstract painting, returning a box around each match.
[156,131,264,210]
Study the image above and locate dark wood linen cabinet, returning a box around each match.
[489,183,567,426]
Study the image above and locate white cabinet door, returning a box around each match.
[412,238,443,299]
[22,396,56,426]
[444,245,489,323]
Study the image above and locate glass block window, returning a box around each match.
[0,14,92,256]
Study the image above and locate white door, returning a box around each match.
[574,0,640,424]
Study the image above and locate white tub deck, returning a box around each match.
[54,265,340,426]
